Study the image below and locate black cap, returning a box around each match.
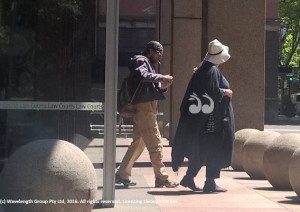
[145,41,163,54]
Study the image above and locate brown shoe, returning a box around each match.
[203,180,227,193]
[180,175,201,191]
[155,178,179,188]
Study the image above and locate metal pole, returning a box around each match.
[102,0,119,208]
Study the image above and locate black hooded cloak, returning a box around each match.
[171,61,235,172]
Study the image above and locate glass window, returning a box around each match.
[0,0,158,172]
[0,0,102,163]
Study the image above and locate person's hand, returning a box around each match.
[161,75,173,89]
[224,89,233,98]
[162,75,173,84]
[161,81,170,89]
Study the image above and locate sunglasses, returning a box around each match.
[156,51,162,56]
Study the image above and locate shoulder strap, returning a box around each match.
[130,80,143,104]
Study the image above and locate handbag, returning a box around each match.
[117,77,142,118]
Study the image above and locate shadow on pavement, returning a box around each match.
[147,190,215,196]
[278,196,300,205]
[253,187,288,191]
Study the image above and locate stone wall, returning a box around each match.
[159,0,266,141]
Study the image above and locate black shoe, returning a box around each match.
[155,178,179,188]
[115,174,136,186]
[180,175,201,191]
[203,180,227,193]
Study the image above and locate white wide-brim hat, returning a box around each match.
[204,39,231,65]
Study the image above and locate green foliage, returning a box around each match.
[0,0,82,26]
[279,0,300,67]
[0,26,8,53]
[282,34,300,67]
[38,0,82,22]
[0,0,84,53]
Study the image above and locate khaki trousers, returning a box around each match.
[116,100,169,180]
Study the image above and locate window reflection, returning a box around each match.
[0,0,157,164]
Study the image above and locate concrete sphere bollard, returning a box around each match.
[263,133,300,190]
[231,128,261,171]
[242,131,281,179]
[289,146,300,195]
[0,139,97,212]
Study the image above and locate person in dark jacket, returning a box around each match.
[172,39,235,192]
[116,41,178,188]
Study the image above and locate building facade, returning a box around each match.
[162,0,266,140]
[0,0,268,204]
[265,0,280,123]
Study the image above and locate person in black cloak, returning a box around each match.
[171,39,235,192]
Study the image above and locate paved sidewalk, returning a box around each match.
[85,138,300,212]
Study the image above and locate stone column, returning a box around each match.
[169,0,203,142]
[207,0,266,131]
[161,0,266,141]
